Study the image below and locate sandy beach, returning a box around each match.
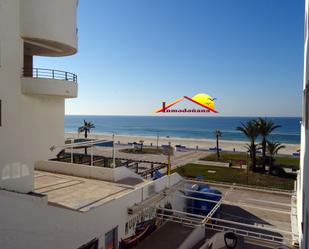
[65,132,299,155]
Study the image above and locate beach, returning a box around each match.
[65,116,301,144]
[65,132,299,155]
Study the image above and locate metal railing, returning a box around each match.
[156,211,294,245]
[204,222,293,245]
[50,138,114,167]
[185,178,294,195]
[23,68,77,83]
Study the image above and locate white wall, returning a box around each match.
[0,173,183,249]
[35,160,112,180]
[299,0,309,248]
[21,77,78,98]
[114,166,143,181]
[35,161,143,182]
[0,185,142,249]
[20,0,78,56]
[0,0,76,193]
[0,0,33,193]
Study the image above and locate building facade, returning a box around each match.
[0,0,78,193]
[298,0,309,248]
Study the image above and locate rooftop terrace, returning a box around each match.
[34,170,142,212]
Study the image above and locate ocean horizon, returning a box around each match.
[65,115,301,144]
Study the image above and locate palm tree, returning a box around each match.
[256,118,281,171]
[78,120,95,154]
[237,120,259,171]
[267,141,285,174]
[214,129,222,158]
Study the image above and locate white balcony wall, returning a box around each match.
[0,0,34,193]
[21,77,78,98]
[0,1,70,193]
[20,0,78,56]
[0,0,79,193]
[35,161,142,182]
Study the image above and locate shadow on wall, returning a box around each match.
[2,162,30,180]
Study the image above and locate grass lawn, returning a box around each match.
[201,152,247,165]
[275,156,300,169]
[119,148,163,155]
[201,152,300,170]
[172,163,296,190]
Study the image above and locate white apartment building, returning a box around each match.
[0,1,183,248]
[0,4,188,249]
[298,0,309,248]
[0,0,78,193]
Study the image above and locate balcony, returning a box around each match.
[20,0,78,56]
[21,68,78,98]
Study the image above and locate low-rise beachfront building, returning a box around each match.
[2,161,186,248]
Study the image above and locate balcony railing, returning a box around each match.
[23,68,77,83]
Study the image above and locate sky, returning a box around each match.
[35,0,304,117]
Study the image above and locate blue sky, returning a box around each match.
[35,0,304,116]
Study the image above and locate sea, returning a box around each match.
[65,116,301,144]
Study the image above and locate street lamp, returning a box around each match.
[166,136,172,176]
[112,133,116,168]
[156,131,159,149]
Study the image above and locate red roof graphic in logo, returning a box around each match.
[155,93,218,113]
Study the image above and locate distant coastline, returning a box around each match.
[65,115,301,144]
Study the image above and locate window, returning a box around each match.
[105,227,118,249]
